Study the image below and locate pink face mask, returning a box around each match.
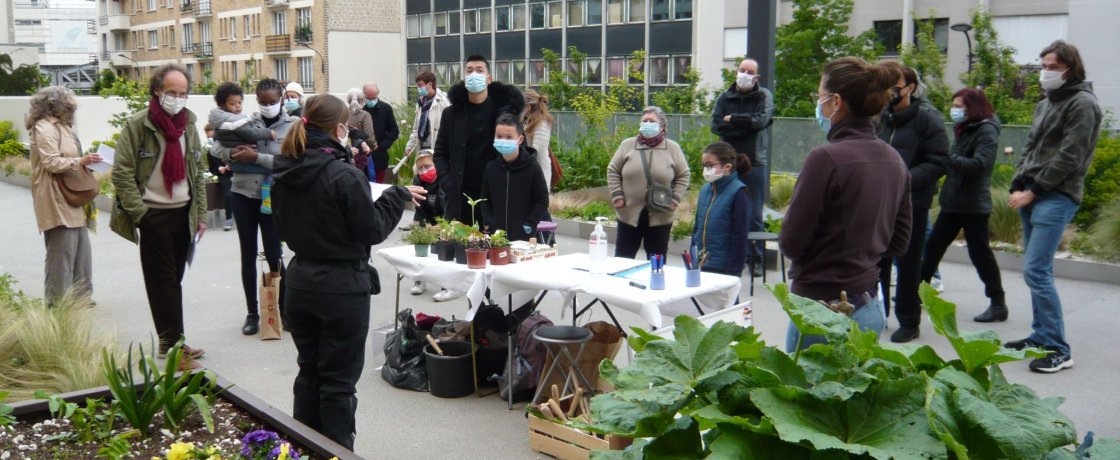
[418,167,437,183]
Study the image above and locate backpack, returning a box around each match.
[498,311,554,401]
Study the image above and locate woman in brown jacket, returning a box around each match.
[607,106,690,259]
[27,85,103,303]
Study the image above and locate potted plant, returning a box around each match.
[402,223,438,257]
[451,220,473,265]
[432,218,455,261]
[488,230,511,265]
[465,235,490,269]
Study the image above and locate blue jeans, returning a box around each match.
[1021,192,1078,356]
[742,164,768,262]
[785,296,886,352]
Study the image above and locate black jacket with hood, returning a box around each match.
[271,131,410,294]
[433,81,525,221]
[940,117,1001,214]
[877,97,950,209]
[710,82,774,164]
[480,144,549,242]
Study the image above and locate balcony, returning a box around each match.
[294,26,312,44]
[110,51,134,68]
[87,20,96,34]
[192,0,211,17]
[179,0,192,15]
[265,34,291,53]
[100,51,110,60]
[265,0,288,9]
[105,14,130,31]
[192,42,213,59]
[98,16,108,26]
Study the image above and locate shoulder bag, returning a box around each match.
[639,149,674,213]
[53,130,98,207]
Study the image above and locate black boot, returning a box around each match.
[242,314,260,335]
[890,326,920,343]
[974,305,1008,323]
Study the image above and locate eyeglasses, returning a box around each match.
[701,162,724,168]
[810,92,833,101]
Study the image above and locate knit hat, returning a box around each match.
[285,81,305,99]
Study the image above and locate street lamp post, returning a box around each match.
[951,22,975,73]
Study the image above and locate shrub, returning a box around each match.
[768,173,796,211]
[670,218,694,242]
[1075,132,1120,229]
[0,121,27,159]
[579,201,615,222]
[989,162,1016,189]
[1087,199,1120,259]
[988,188,1022,245]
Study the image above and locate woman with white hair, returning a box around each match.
[27,85,103,304]
[607,106,690,259]
[346,87,376,177]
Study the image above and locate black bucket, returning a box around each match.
[424,341,475,398]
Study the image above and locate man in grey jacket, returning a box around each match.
[1005,40,1102,374]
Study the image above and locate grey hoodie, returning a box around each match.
[1012,80,1102,204]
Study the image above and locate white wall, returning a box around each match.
[694,0,729,92]
[328,30,404,103]
[1067,0,1120,118]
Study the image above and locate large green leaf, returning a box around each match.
[1045,432,1120,459]
[706,425,815,459]
[769,284,851,341]
[641,416,703,459]
[750,374,947,460]
[919,284,1045,374]
[584,392,679,437]
[693,404,775,435]
[590,438,649,460]
[953,367,1077,459]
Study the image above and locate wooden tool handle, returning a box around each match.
[425,334,444,355]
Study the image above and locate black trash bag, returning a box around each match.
[381,308,428,392]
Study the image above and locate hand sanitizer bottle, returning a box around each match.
[589,217,608,274]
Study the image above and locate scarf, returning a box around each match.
[416,95,435,144]
[147,97,189,193]
[637,130,665,149]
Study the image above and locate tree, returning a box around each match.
[98,77,149,130]
[960,7,1040,125]
[774,0,882,117]
[0,54,46,96]
[900,10,952,117]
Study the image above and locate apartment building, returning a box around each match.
[94,0,407,99]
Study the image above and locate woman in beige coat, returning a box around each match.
[607,106,690,259]
[27,85,102,303]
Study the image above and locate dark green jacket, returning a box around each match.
[110,108,206,244]
[1012,80,1102,204]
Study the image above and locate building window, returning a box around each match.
[651,0,669,21]
[913,18,949,54]
[448,11,461,34]
[510,5,526,31]
[496,7,510,32]
[466,10,479,33]
[183,23,194,46]
[199,21,211,43]
[201,62,212,81]
[568,1,585,27]
[672,56,691,84]
[513,60,527,85]
[229,17,237,40]
[479,8,492,32]
[185,63,194,80]
[530,4,546,29]
[407,15,419,38]
[170,26,176,46]
[274,58,288,81]
[435,12,447,35]
[295,8,311,42]
[299,57,313,90]
[566,59,582,82]
[874,20,902,56]
[495,61,512,82]
[674,0,691,20]
[230,61,238,81]
[629,58,643,84]
[530,60,546,84]
[244,15,251,39]
[447,62,461,84]
[586,58,602,84]
[607,57,626,80]
[419,13,432,36]
[649,56,669,84]
[272,11,287,35]
[407,65,420,84]
[148,30,158,48]
[588,0,603,25]
[148,0,156,11]
[547,2,563,28]
[607,0,623,24]
[629,0,645,22]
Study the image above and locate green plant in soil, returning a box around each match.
[988,187,1022,245]
[463,194,487,229]
[575,283,1120,459]
[670,218,693,242]
[0,391,16,426]
[764,215,783,234]
[767,173,796,211]
[402,223,438,245]
[579,201,614,222]
[489,229,511,247]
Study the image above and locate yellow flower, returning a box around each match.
[166,442,196,460]
[205,446,218,455]
[207,455,222,460]
[277,443,291,460]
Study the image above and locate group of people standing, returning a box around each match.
[21,37,1100,452]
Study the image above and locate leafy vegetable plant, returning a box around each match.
[580,283,1120,459]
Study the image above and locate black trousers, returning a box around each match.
[881,207,929,327]
[286,286,370,451]
[614,208,671,260]
[231,193,285,316]
[138,206,191,351]
[921,211,1006,305]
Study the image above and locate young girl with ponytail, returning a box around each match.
[691,141,751,277]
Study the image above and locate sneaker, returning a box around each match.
[751,263,764,278]
[1004,337,1042,351]
[410,281,426,295]
[223,218,233,231]
[931,276,944,292]
[1029,351,1074,373]
[432,289,462,302]
[890,326,921,343]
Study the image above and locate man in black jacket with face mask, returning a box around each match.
[711,58,774,278]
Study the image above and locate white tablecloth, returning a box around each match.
[490,254,741,329]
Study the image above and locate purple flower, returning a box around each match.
[240,429,280,456]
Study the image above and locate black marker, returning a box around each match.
[629,281,647,289]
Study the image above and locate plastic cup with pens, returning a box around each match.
[649,254,666,290]
[683,248,707,287]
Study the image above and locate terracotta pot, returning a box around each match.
[433,241,455,261]
[466,248,488,269]
[414,244,429,257]
[454,244,468,264]
[489,246,511,265]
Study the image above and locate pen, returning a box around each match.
[629,280,647,289]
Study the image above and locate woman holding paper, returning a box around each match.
[27,85,102,304]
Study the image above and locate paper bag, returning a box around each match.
[259,270,283,340]
[540,321,624,394]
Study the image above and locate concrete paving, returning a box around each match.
[1,179,1117,458]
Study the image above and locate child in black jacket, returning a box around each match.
[481,114,549,242]
[411,151,443,225]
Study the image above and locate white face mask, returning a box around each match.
[1039,69,1067,91]
[736,72,755,89]
[337,124,350,148]
[703,166,724,183]
[259,102,282,118]
[160,94,187,116]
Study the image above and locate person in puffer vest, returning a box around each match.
[691,141,751,277]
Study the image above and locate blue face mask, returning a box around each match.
[493,138,519,156]
[417,86,429,98]
[639,121,661,138]
[465,72,488,93]
[365,99,378,108]
[950,107,967,123]
[815,95,835,134]
[284,98,300,112]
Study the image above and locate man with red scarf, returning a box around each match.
[110,64,208,370]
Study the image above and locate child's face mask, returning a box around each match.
[418,166,437,183]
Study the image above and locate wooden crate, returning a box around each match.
[528,414,631,460]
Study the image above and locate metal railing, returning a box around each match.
[265,34,291,53]
[192,0,211,16]
[192,42,213,57]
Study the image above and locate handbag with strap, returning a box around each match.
[53,130,98,207]
[548,146,562,191]
[638,149,674,213]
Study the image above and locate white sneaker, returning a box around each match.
[931,276,944,293]
[410,281,426,295]
[890,266,898,286]
[432,289,462,302]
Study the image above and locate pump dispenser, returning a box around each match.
[589,217,609,274]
